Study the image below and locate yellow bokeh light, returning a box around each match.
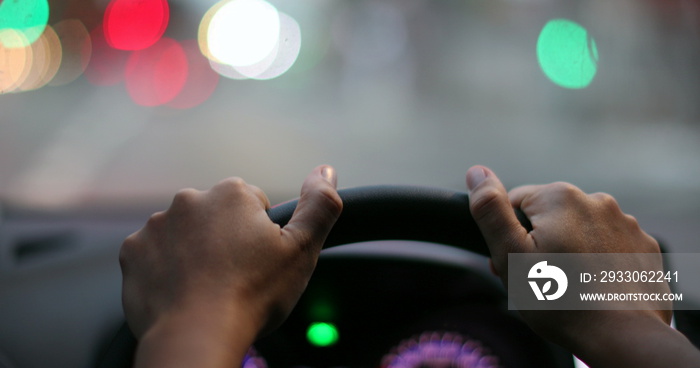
[0,29,32,94]
[198,0,228,62]
[18,25,62,91]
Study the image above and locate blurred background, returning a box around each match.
[1,0,699,245]
[1,1,700,367]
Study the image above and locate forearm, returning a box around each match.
[567,312,700,368]
[133,302,259,368]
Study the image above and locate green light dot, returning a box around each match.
[0,0,50,47]
[537,19,598,89]
[306,322,339,347]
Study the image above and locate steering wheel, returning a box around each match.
[97,185,531,368]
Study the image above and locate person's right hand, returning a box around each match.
[466,165,700,368]
[120,165,342,368]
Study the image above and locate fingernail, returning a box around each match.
[321,166,337,186]
[467,167,488,190]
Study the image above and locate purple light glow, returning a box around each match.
[243,347,268,368]
[381,331,500,368]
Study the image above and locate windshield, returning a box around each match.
[1,0,698,248]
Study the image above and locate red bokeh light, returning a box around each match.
[168,40,220,109]
[104,0,169,51]
[125,37,188,106]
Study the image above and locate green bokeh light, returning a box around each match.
[0,0,50,47]
[306,322,339,347]
[537,19,598,89]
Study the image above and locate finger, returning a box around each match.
[209,177,271,210]
[247,184,271,210]
[282,165,343,251]
[508,184,547,209]
[466,166,534,268]
[511,182,588,219]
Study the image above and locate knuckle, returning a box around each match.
[592,192,619,209]
[119,234,137,269]
[302,185,342,218]
[624,213,640,228]
[122,231,138,249]
[172,188,200,206]
[118,246,128,270]
[470,186,501,222]
[248,184,270,204]
[218,177,247,191]
[316,185,343,215]
[644,234,661,252]
[212,177,252,200]
[146,211,165,227]
[248,184,264,196]
[548,181,582,199]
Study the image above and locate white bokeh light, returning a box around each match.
[206,7,302,81]
[235,12,301,80]
[207,0,280,67]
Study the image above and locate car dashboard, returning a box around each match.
[0,212,572,368]
[251,241,575,368]
[1,217,698,368]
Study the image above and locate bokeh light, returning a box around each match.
[242,347,268,368]
[104,0,169,51]
[0,0,49,47]
[537,19,598,89]
[306,322,339,347]
[50,19,92,87]
[167,39,220,109]
[84,26,130,86]
[205,0,281,67]
[381,332,500,368]
[209,60,248,80]
[198,0,228,61]
[234,12,301,80]
[125,37,188,106]
[16,25,61,92]
[202,0,301,81]
[0,30,32,94]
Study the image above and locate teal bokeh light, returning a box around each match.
[0,0,50,47]
[537,19,598,89]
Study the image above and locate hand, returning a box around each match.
[466,165,699,367]
[119,165,342,367]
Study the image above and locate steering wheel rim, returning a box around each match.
[272,185,488,252]
[97,185,529,368]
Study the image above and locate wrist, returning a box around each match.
[134,300,260,368]
[565,311,655,358]
[565,311,699,368]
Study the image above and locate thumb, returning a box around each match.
[466,166,532,275]
[282,165,343,251]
